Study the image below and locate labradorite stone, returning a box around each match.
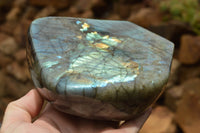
[27,17,174,120]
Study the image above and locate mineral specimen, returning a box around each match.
[27,17,174,120]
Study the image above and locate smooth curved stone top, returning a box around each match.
[27,17,174,120]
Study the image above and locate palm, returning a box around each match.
[0,89,150,133]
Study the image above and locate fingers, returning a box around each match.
[100,108,152,133]
[1,89,44,130]
[120,108,152,133]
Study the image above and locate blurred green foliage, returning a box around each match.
[160,0,200,34]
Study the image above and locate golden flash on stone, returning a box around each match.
[95,43,110,49]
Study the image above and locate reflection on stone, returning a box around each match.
[27,17,174,120]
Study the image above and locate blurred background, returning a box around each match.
[0,0,200,132]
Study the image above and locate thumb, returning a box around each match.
[1,89,44,130]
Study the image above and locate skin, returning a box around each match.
[0,89,151,133]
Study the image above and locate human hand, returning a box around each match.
[0,89,151,133]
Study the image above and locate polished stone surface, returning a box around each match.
[27,17,174,120]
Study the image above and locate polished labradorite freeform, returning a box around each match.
[27,17,174,120]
